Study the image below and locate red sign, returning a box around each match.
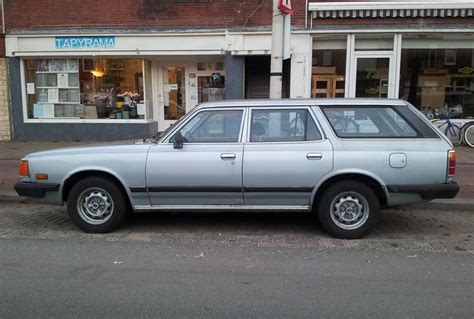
[278,0,293,15]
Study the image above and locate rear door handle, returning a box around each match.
[306,153,322,160]
[221,153,236,160]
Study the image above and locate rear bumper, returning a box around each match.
[14,182,60,198]
[387,182,460,200]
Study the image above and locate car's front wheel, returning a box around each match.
[67,176,128,233]
[317,181,380,239]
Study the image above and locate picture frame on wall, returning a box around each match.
[445,49,457,66]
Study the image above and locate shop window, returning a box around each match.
[400,48,474,118]
[198,73,225,103]
[311,49,346,98]
[24,58,146,120]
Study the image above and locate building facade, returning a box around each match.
[2,0,474,141]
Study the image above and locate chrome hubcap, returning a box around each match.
[77,187,114,225]
[330,192,369,230]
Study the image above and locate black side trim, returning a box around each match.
[14,182,60,198]
[270,72,283,77]
[143,186,315,193]
[244,187,314,193]
[387,182,460,199]
[148,186,242,193]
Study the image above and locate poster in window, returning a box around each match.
[57,73,68,88]
[37,89,48,102]
[59,89,69,102]
[68,73,79,87]
[445,49,457,66]
[48,88,59,103]
[47,74,57,87]
[54,104,65,117]
[69,89,80,102]
[67,59,79,72]
[37,74,48,87]
[43,104,55,118]
[49,59,66,72]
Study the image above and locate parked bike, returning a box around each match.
[431,115,463,146]
[461,121,474,148]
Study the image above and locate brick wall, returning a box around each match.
[0,58,10,141]
[4,0,471,32]
[4,0,286,31]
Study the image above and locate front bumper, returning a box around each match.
[14,182,60,198]
[387,182,460,200]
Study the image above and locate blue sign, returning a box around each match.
[55,36,116,49]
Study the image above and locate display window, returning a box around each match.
[23,58,148,120]
[399,36,474,118]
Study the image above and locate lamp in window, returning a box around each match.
[91,59,105,77]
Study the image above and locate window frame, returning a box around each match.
[165,107,246,145]
[246,106,324,144]
[319,104,436,139]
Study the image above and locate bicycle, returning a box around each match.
[461,121,474,148]
[431,116,462,146]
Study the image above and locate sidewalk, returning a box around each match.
[0,141,473,201]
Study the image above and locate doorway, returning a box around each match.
[348,49,398,99]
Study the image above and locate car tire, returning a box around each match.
[317,181,380,239]
[67,176,128,233]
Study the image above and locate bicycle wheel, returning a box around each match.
[446,124,462,146]
[463,122,474,148]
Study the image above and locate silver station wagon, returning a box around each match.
[15,99,460,238]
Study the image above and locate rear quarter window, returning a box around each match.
[321,105,438,138]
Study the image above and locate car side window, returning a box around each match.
[171,110,243,143]
[321,106,419,138]
[250,109,322,142]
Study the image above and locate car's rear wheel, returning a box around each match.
[317,181,380,239]
[67,177,127,233]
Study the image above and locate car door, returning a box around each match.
[243,107,333,207]
[146,108,245,206]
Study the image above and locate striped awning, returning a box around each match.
[309,1,474,19]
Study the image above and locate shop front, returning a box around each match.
[308,1,474,119]
[6,33,231,141]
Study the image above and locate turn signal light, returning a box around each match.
[448,150,456,177]
[19,160,29,177]
[35,173,49,180]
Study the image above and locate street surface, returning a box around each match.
[0,200,473,318]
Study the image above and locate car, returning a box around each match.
[14,98,460,238]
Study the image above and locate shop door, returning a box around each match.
[349,52,396,99]
[159,66,187,131]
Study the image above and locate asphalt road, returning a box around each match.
[1,238,472,318]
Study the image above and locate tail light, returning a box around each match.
[448,150,456,177]
[19,160,29,177]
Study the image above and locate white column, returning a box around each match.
[270,0,284,99]
[290,33,312,98]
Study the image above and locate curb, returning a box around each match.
[0,192,34,203]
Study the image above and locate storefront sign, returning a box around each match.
[55,36,116,49]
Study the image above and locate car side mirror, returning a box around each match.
[173,131,184,149]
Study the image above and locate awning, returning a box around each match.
[308,1,474,19]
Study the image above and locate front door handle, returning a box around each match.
[306,153,322,160]
[221,153,236,160]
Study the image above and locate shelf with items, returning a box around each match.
[31,58,82,119]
